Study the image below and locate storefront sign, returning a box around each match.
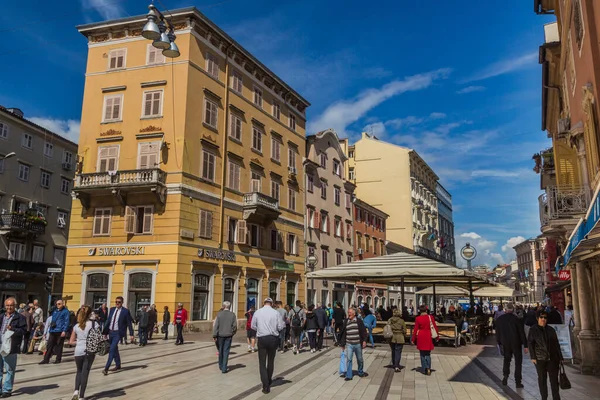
[273,261,294,272]
[197,247,236,262]
[91,246,145,256]
[0,282,26,290]
[334,283,355,290]
[550,324,573,359]
[558,270,571,281]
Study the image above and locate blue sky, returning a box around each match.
[1,1,556,267]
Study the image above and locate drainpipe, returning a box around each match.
[218,44,232,248]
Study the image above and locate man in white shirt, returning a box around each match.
[251,298,285,394]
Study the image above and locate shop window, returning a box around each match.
[223,278,236,311]
[192,274,210,321]
[86,273,109,310]
[286,281,296,306]
[269,281,278,301]
[127,272,152,312]
[247,278,259,310]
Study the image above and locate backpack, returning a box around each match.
[325,308,331,319]
[86,321,108,356]
[383,323,393,339]
[291,309,302,328]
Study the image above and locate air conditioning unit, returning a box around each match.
[288,166,297,175]
[358,248,364,255]
[557,118,570,136]
[62,162,72,171]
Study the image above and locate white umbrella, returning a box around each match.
[416,286,469,296]
[472,284,525,298]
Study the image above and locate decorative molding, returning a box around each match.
[251,117,265,128]
[136,132,164,140]
[229,104,245,115]
[101,85,127,93]
[201,135,219,149]
[250,158,263,168]
[141,80,167,88]
[139,125,162,133]
[96,136,123,143]
[99,129,122,137]
[203,87,222,101]
[270,129,282,140]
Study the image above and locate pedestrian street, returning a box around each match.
[9,334,599,400]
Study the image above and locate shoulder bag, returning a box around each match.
[559,362,571,390]
[429,315,438,339]
[383,321,393,339]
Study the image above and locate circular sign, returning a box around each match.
[460,243,477,261]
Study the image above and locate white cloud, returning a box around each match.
[29,117,80,143]
[362,122,387,138]
[455,231,504,268]
[429,112,446,119]
[461,52,538,83]
[501,236,526,255]
[385,116,425,129]
[460,232,481,240]
[456,86,486,94]
[81,0,125,20]
[307,68,451,135]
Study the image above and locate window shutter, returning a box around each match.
[143,207,153,234]
[260,226,266,248]
[124,206,136,234]
[139,144,150,169]
[206,211,213,239]
[284,233,289,254]
[278,231,283,251]
[340,221,344,239]
[104,98,113,120]
[144,93,153,116]
[293,235,298,255]
[237,220,247,244]
[252,179,260,192]
[225,216,230,242]
[328,215,331,234]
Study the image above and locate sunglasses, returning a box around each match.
[115,301,122,304]
[539,316,547,319]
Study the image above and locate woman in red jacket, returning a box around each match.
[412,304,439,375]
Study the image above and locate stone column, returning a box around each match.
[576,262,594,334]
[576,260,600,374]
[570,267,582,362]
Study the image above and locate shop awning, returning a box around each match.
[472,284,525,298]
[415,286,469,296]
[545,280,571,294]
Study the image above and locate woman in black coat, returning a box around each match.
[162,306,171,340]
[528,310,563,400]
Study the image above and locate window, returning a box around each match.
[97,145,119,172]
[269,281,279,301]
[320,179,327,199]
[270,229,281,251]
[147,44,165,65]
[320,152,327,168]
[336,252,342,266]
[271,180,280,201]
[8,242,25,261]
[249,224,262,247]
[54,248,65,265]
[335,219,342,237]
[347,254,353,264]
[345,193,352,209]
[286,281,296,306]
[365,236,370,253]
[93,208,111,236]
[193,274,210,321]
[40,171,51,188]
[288,188,296,211]
[573,0,584,52]
[320,212,328,233]
[253,87,263,108]
[204,98,218,128]
[236,220,247,244]
[142,90,163,118]
[252,126,263,152]
[227,218,238,243]
[230,114,242,141]
[308,208,316,229]
[18,163,29,181]
[322,249,328,268]
[60,178,71,194]
[246,278,259,310]
[373,240,378,255]
[307,175,314,192]
[22,133,33,149]
[108,49,126,70]
[271,137,281,161]
[272,102,281,120]
[227,160,241,191]
[333,160,341,177]
[57,211,68,228]
[202,150,215,181]
[288,148,296,169]
[63,151,73,166]
[138,141,160,169]
[44,142,53,157]
[206,52,219,79]
[0,122,8,139]
[287,233,297,255]
[334,187,341,206]
[349,150,354,158]
[250,172,261,192]
[32,245,45,263]
[349,168,355,180]
[289,114,296,131]
[232,70,243,93]
[125,205,153,235]
[199,209,213,239]
[103,94,123,122]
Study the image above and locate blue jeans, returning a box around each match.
[278,329,286,351]
[105,331,122,370]
[420,350,431,370]
[389,343,404,368]
[217,336,232,372]
[367,328,375,347]
[0,353,17,393]
[345,343,364,379]
[138,327,147,345]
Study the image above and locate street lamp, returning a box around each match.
[141,4,180,58]
[306,254,318,304]
[2,152,16,159]
[460,242,477,270]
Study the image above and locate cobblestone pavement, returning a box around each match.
[8,334,599,399]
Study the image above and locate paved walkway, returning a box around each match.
[7,335,599,399]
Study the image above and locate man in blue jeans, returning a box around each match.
[340,307,369,381]
[0,297,26,398]
[102,296,134,375]
[213,301,237,373]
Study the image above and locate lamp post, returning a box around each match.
[1,152,16,160]
[306,254,318,304]
[141,4,181,58]
[460,243,477,271]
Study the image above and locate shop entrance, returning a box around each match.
[127,272,152,312]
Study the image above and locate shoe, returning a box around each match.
[72,391,79,400]
[358,372,369,378]
[502,377,508,386]
[394,368,400,373]
[262,388,270,394]
[139,344,143,347]
[344,377,352,381]
[102,369,108,376]
[1,393,12,398]
[38,360,49,365]
[222,369,229,373]
[251,348,255,353]
[53,360,61,364]
[516,382,524,389]
[110,366,121,372]
[340,374,346,378]
[426,369,431,376]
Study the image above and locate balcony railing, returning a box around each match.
[243,192,279,211]
[539,186,589,226]
[414,245,445,263]
[242,192,280,224]
[74,168,166,189]
[0,214,46,235]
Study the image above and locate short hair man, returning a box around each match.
[340,307,368,381]
[0,297,27,396]
[495,302,528,388]
[101,296,135,375]
[251,298,285,394]
[213,301,237,373]
[40,299,70,364]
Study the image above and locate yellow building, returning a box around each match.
[65,7,309,329]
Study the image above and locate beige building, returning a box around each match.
[513,238,543,303]
[0,106,77,309]
[304,129,355,307]
[63,7,309,329]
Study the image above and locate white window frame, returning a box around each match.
[137,141,161,169]
[229,114,242,141]
[202,149,216,182]
[61,178,71,194]
[287,233,297,255]
[333,160,341,177]
[204,97,218,128]
[206,52,219,79]
[57,211,68,229]
[336,252,342,266]
[97,145,120,172]
[271,181,280,202]
[250,172,262,192]
[63,151,73,165]
[102,94,124,123]
[93,208,112,237]
[141,89,164,118]
[227,160,241,191]
[146,44,165,65]
[271,137,281,161]
[320,179,327,199]
[272,102,281,120]
[44,142,54,158]
[40,171,51,188]
[199,209,213,239]
[289,114,296,131]
[18,163,29,181]
[125,205,154,235]
[288,188,296,211]
[8,242,26,261]
[108,48,127,70]
[53,248,65,266]
[32,245,45,263]
[253,86,263,108]
[322,249,328,268]
[22,133,33,149]
[320,152,327,168]
[288,147,296,169]
[0,122,8,139]
[252,126,263,152]
[349,168,355,180]
[231,70,243,93]
[335,219,342,237]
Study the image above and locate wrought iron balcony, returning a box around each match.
[242,192,280,224]
[539,186,589,229]
[73,168,167,208]
[0,214,46,236]
[414,245,446,263]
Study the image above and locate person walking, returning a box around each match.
[162,306,170,340]
[32,300,43,327]
[315,303,328,351]
[363,308,377,348]
[69,305,97,400]
[340,307,369,381]
[95,303,108,326]
[304,305,319,353]
[147,305,157,340]
[173,303,188,345]
[275,302,287,353]
[40,299,70,364]
[245,306,257,353]
[289,300,305,354]
[547,307,563,325]
[213,301,237,373]
[20,306,34,354]
[528,310,563,400]
[136,306,149,347]
[332,302,346,345]
[495,302,528,388]
[251,298,285,394]
[101,296,134,376]
[326,303,334,336]
[524,306,538,338]
[412,304,439,375]
[0,297,26,398]
[387,308,406,372]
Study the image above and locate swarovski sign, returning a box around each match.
[89,247,146,256]
[198,247,236,262]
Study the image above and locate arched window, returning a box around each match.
[269,281,278,301]
[85,273,109,309]
[246,278,259,310]
[223,278,236,308]
[366,296,372,308]
[381,297,386,308]
[374,296,379,308]
[192,274,210,320]
[286,282,296,306]
[128,272,152,311]
[389,298,395,307]
[357,296,363,306]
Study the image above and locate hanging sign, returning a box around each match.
[558,270,571,281]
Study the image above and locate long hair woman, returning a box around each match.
[68,305,96,400]
[411,304,439,375]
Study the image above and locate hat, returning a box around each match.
[505,302,515,311]
[264,297,273,304]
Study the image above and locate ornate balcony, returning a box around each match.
[73,168,167,208]
[242,192,280,224]
[539,186,589,235]
[414,245,446,263]
[0,214,46,236]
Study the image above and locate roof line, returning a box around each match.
[0,107,78,147]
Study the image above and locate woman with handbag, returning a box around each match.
[68,305,96,400]
[528,310,563,400]
[387,308,406,372]
[411,305,439,375]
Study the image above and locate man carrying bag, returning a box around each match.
[0,297,27,398]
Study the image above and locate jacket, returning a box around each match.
[96,307,108,324]
[173,308,188,325]
[340,317,368,347]
[524,310,537,327]
[495,312,527,350]
[528,324,562,362]
[388,316,406,344]
[213,310,237,337]
[0,313,27,354]
[547,310,563,325]
[21,310,34,332]
[412,313,439,351]
[314,307,327,329]
[363,314,377,330]
[305,312,319,331]
[49,307,70,333]
[163,310,171,325]
[136,310,149,328]
[148,309,157,326]
[102,307,135,338]
[332,307,346,324]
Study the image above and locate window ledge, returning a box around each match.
[271,158,281,165]
[141,116,163,120]
[101,120,123,125]
[203,123,219,134]
[228,136,242,146]
[251,148,263,156]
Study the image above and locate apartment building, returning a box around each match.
[304,129,355,307]
[513,238,543,303]
[437,183,456,266]
[0,106,77,308]
[64,7,309,329]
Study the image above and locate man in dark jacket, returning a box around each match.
[332,302,346,345]
[496,302,528,388]
[340,307,369,381]
[314,303,327,351]
[528,310,562,400]
[39,299,70,364]
[213,301,238,373]
[20,306,34,354]
[547,307,563,325]
[136,306,149,346]
[0,297,27,397]
[147,305,158,340]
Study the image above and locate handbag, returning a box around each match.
[383,322,393,339]
[0,330,14,357]
[38,338,47,352]
[559,362,571,390]
[338,349,347,374]
[429,315,438,339]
